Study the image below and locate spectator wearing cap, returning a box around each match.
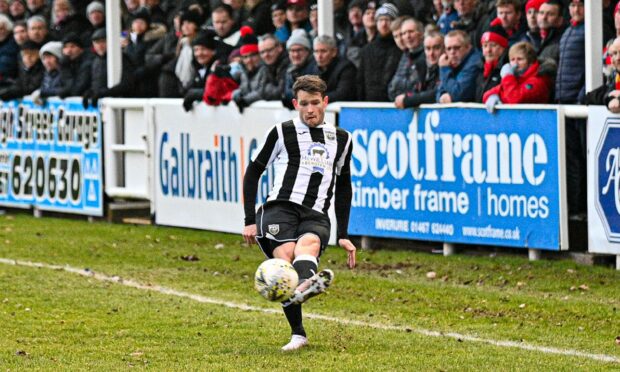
[388,17,424,100]
[255,33,289,101]
[282,28,317,107]
[82,29,135,108]
[393,30,443,108]
[245,0,274,36]
[357,3,401,101]
[271,0,288,42]
[557,0,587,220]
[344,0,365,46]
[211,3,241,48]
[124,7,164,97]
[0,14,19,86]
[26,15,49,45]
[314,34,357,101]
[86,1,105,31]
[536,0,566,65]
[231,26,263,111]
[57,32,92,98]
[524,0,545,49]
[475,24,509,102]
[345,0,377,68]
[175,10,204,92]
[25,0,50,21]
[12,20,27,46]
[181,30,220,111]
[436,29,482,103]
[49,0,90,42]
[9,0,27,22]
[37,41,63,99]
[437,0,458,35]
[0,40,43,99]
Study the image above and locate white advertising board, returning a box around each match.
[153,101,337,242]
[587,106,620,254]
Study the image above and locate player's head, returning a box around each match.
[292,75,328,128]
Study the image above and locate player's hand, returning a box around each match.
[242,224,257,245]
[608,90,620,98]
[609,97,620,113]
[338,238,356,269]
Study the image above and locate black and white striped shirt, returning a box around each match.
[243,118,353,237]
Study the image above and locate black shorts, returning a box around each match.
[255,201,331,259]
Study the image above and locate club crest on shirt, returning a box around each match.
[268,224,280,235]
[325,131,336,141]
[303,143,331,174]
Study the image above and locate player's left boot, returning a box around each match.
[281,335,308,351]
[282,269,334,307]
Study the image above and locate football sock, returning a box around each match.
[282,254,318,337]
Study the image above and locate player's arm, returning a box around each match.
[242,125,280,244]
[334,139,356,268]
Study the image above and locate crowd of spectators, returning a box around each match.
[0,0,619,218]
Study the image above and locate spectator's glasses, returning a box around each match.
[289,47,307,54]
[445,45,463,52]
[259,46,278,55]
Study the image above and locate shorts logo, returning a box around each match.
[268,224,280,235]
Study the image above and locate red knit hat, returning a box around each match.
[525,0,546,12]
[239,26,258,56]
[481,25,509,49]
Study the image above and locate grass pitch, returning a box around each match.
[0,213,619,370]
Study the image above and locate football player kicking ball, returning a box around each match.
[242,75,356,351]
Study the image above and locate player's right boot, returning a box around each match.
[281,335,308,351]
[282,269,334,307]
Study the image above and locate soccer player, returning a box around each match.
[242,74,357,351]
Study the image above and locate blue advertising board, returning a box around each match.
[0,98,103,216]
[339,106,564,250]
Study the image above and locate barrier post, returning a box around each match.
[528,249,541,261]
[443,243,455,256]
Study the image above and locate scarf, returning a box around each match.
[175,38,195,88]
[483,60,499,79]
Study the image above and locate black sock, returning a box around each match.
[281,255,318,337]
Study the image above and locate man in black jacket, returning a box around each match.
[82,29,135,108]
[0,40,43,100]
[356,3,401,101]
[313,34,357,102]
[58,32,92,98]
[536,0,565,65]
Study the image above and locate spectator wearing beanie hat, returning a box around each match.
[357,2,402,101]
[37,41,63,100]
[232,26,263,112]
[55,32,92,98]
[86,1,105,29]
[282,28,317,108]
[175,10,204,92]
[475,24,509,102]
[0,39,44,100]
[181,30,220,111]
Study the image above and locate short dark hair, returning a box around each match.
[495,0,521,11]
[293,75,327,98]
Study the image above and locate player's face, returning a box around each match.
[293,90,328,128]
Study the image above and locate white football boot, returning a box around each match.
[281,335,308,351]
[282,269,334,307]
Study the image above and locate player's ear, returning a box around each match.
[323,95,329,106]
[292,98,298,109]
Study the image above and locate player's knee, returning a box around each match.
[296,233,321,255]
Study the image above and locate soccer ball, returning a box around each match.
[254,258,299,302]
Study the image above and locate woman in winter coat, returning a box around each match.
[483,41,552,112]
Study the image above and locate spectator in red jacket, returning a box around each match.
[483,41,552,112]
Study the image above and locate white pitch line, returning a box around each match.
[1,257,618,364]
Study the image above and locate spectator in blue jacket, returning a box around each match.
[436,29,482,103]
[557,0,586,220]
[0,14,19,87]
